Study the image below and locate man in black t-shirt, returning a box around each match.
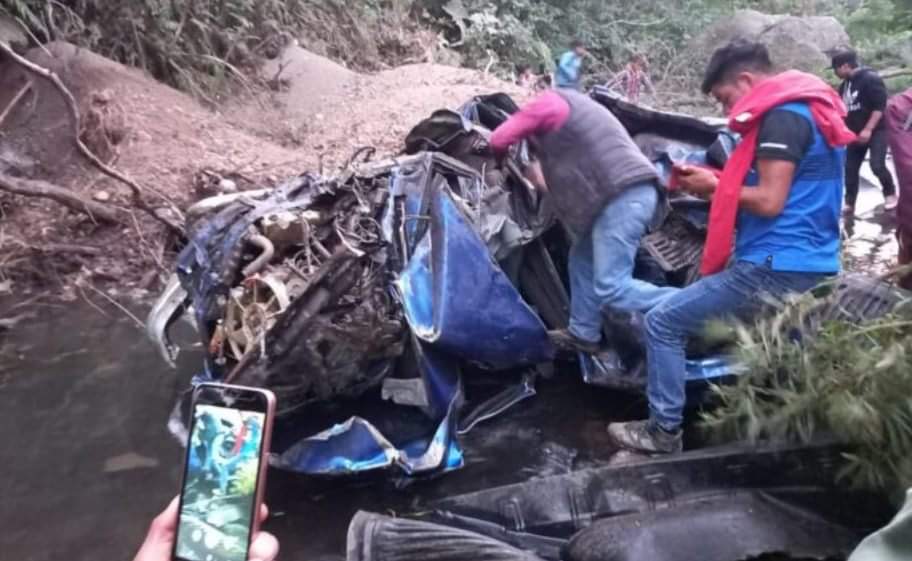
[832,50,897,213]
[755,108,813,163]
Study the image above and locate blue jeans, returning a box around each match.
[568,183,680,343]
[645,260,828,431]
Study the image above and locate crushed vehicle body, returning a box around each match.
[346,441,894,561]
[147,90,907,478]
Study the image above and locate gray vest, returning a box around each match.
[535,90,660,233]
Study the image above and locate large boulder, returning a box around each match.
[694,10,850,73]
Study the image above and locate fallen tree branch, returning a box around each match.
[882,67,912,80]
[0,172,122,223]
[31,243,104,256]
[81,282,145,329]
[0,311,35,332]
[0,82,32,129]
[0,40,186,236]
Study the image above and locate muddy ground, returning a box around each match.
[0,41,526,301]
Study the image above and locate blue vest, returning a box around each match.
[736,102,845,273]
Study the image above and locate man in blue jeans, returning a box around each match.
[608,40,848,454]
[490,88,678,355]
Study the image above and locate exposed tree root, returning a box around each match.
[0,40,186,237]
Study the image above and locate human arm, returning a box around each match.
[674,160,795,217]
[856,111,882,144]
[523,159,548,192]
[858,73,889,144]
[737,160,796,216]
[489,92,570,156]
[674,109,809,217]
[132,497,279,561]
[641,71,655,95]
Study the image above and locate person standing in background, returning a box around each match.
[556,39,586,90]
[885,88,912,289]
[604,54,656,104]
[832,50,898,213]
[516,64,536,89]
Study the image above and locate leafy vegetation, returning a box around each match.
[1,1,910,97]
[846,0,912,66]
[0,0,429,97]
[701,288,912,497]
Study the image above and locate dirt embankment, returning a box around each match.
[0,41,524,302]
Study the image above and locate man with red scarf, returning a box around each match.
[608,40,854,454]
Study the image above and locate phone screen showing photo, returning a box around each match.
[174,404,265,561]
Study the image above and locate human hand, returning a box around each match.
[855,129,872,145]
[132,497,279,561]
[674,164,718,197]
[523,160,548,192]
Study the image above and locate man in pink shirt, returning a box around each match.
[490,89,677,354]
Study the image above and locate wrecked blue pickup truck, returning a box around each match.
[147,89,902,480]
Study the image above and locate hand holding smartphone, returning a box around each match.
[170,383,277,561]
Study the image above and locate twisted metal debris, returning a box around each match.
[177,169,406,415]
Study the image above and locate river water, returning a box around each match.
[0,301,637,561]
[0,176,899,561]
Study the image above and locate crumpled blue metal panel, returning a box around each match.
[264,156,554,476]
[395,178,555,368]
[271,338,464,475]
[177,154,553,477]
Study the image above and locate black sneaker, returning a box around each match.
[607,419,682,454]
[548,329,601,354]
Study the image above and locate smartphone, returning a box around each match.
[173,383,276,561]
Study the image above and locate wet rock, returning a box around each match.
[217,178,238,193]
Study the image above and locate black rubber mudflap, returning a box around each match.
[346,511,546,561]
[641,214,704,273]
[565,490,862,561]
[819,274,906,323]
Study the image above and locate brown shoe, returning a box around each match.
[607,419,682,455]
[548,329,600,354]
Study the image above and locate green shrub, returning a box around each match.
[702,290,912,497]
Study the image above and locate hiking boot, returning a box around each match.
[607,419,682,455]
[885,195,899,211]
[548,329,600,354]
